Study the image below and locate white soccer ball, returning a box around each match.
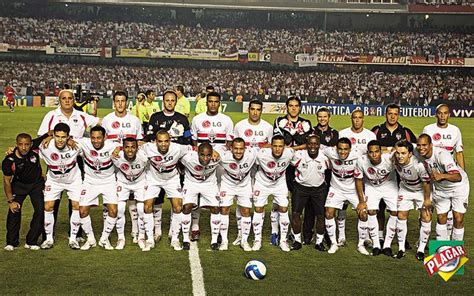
[244,260,267,280]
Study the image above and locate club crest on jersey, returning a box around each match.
[267,161,276,168]
[396,133,402,140]
[121,163,130,171]
[51,153,59,161]
[30,155,37,163]
[325,135,331,143]
[380,133,387,138]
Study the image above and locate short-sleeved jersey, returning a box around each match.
[312,125,339,147]
[420,147,466,191]
[218,147,258,187]
[141,142,190,182]
[371,123,416,147]
[181,151,220,183]
[273,116,312,147]
[39,140,81,183]
[113,150,148,185]
[145,111,191,145]
[77,139,119,184]
[234,119,273,148]
[38,108,99,139]
[191,112,234,147]
[101,112,143,144]
[2,150,43,185]
[422,123,463,154]
[394,157,430,192]
[339,128,377,155]
[176,96,191,116]
[291,150,329,188]
[322,147,360,194]
[255,148,294,186]
[4,86,15,98]
[354,153,397,189]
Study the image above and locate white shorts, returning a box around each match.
[79,182,118,206]
[397,188,425,211]
[365,185,398,212]
[117,180,146,202]
[182,180,219,208]
[44,179,82,202]
[219,182,253,208]
[252,180,288,208]
[433,182,470,214]
[324,187,359,210]
[144,176,182,200]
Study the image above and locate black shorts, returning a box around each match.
[291,182,328,215]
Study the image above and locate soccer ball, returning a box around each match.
[244,260,267,280]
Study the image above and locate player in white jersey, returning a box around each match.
[252,135,294,252]
[422,104,465,236]
[75,126,120,251]
[393,140,432,260]
[322,138,369,255]
[180,142,221,250]
[112,137,148,250]
[216,138,257,251]
[416,134,469,244]
[190,92,233,241]
[101,91,144,244]
[141,130,192,251]
[39,123,82,250]
[354,140,398,256]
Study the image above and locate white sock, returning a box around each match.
[446,210,454,237]
[383,215,398,249]
[128,200,138,235]
[191,207,201,232]
[168,212,174,237]
[101,215,117,241]
[418,221,431,253]
[44,210,54,241]
[397,219,407,252]
[316,233,324,244]
[436,223,448,240]
[136,202,146,239]
[337,210,346,241]
[279,211,290,243]
[325,218,337,245]
[210,213,221,244]
[220,214,229,243]
[102,205,108,222]
[241,216,252,243]
[69,210,80,241]
[236,207,242,237]
[153,204,163,236]
[170,212,182,242]
[81,215,94,240]
[452,227,464,241]
[116,201,126,240]
[270,208,279,235]
[144,213,154,241]
[357,219,368,247]
[182,213,192,243]
[368,215,380,249]
[252,212,264,242]
[293,231,302,243]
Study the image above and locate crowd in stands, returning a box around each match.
[0,17,472,57]
[1,61,471,107]
[410,0,473,5]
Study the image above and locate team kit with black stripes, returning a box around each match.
[3,89,469,262]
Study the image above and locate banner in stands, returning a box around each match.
[450,107,474,118]
[46,46,112,57]
[296,54,318,67]
[248,52,259,62]
[219,52,238,61]
[1,96,34,107]
[0,43,8,52]
[7,43,47,51]
[238,49,249,63]
[409,56,465,67]
[149,48,220,60]
[117,48,150,58]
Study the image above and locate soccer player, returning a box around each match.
[102,91,143,244]
[393,140,432,260]
[354,140,398,256]
[252,135,295,252]
[416,134,469,244]
[76,126,120,251]
[112,137,148,250]
[141,130,192,251]
[180,142,221,250]
[4,83,16,112]
[422,104,465,236]
[190,91,233,241]
[174,85,191,117]
[323,138,368,255]
[38,123,82,249]
[217,138,257,251]
[313,107,339,147]
[290,135,329,251]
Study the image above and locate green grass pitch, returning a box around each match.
[0,107,473,295]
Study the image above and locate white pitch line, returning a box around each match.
[189,241,206,296]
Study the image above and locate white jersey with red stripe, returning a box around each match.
[102,112,144,144]
[394,157,430,192]
[141,142,191,182]
[234,119,273,148]
[112,150,148,185]
[191,112,234,147]
[339,127,376,155]
[218,147,258,187]
[255,148,294,187]
[77,138,119,184]
[420,146,467,191]
[39,140,81,183]
[354,153,397,189]
[422,123,463,154]
[181,151,220,183]
[322,146,360,194]
[38,107,99,139]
